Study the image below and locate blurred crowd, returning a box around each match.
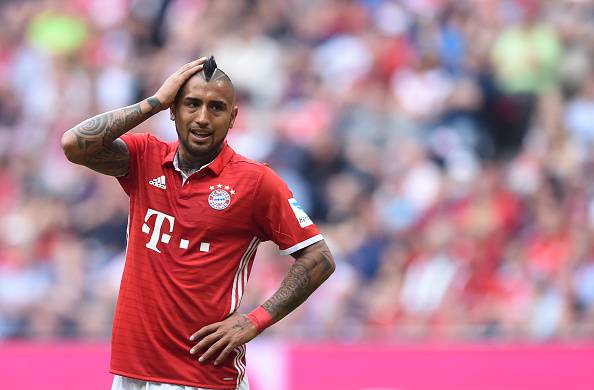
[1,0,594,342]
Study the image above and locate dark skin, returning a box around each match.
[190,240,335,365]
[60,57,336,367]
[61,57,209,176]
[170,70,238,175]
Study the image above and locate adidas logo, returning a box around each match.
[149,175,166,189]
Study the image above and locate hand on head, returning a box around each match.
[153,57,208,109]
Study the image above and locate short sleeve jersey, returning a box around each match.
[111,133,322,389]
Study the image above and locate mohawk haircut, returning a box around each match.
[203,56,217,81]
[199,55,231,83]
[173,55,235,105]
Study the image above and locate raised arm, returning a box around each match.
[60,57,207,176]
[60,98,160,176]
[190,240,335,365]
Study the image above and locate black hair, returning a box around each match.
[172,55,233,106]
[203,56,217,81]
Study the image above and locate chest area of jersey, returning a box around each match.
[140,167,255,234]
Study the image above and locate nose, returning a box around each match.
[194,105,209,128]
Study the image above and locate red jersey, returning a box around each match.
[111,133,322,389]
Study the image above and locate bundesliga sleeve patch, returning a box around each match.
[288,198,313,228]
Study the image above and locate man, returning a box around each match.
[61,56,335,390]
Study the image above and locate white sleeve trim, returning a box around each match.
[279,234,324,255]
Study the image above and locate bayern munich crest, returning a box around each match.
[208,184,235,210]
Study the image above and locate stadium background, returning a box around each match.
[1,0,594,389]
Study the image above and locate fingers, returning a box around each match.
[190,322,218,341]
[171,57,206,86]
[190,331,219,354]
[189,314,255,366]
[179,64,203,79]
[188,324,238,366]
[214,345,236,366]
[177,62,205,84]
[198,338,228,364]
[179,57,207,73]
[182,56,207,68]
[193,56,208,64]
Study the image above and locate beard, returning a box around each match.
[177,128,225,164]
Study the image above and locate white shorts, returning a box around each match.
[111,375,249,390]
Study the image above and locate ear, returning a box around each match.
[170,106,175,121]
[229,106,239,129]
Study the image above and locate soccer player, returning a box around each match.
[60,56,335,390]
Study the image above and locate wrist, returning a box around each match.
[146,96,165,112]
[246,306,273,333]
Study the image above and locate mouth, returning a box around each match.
[189,129,212,143]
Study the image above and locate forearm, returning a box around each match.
[260,241,335,324]
[190,242,334,365]
[61,96,161,164]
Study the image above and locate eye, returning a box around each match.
[185,99,200,108]
[210,102,225,111]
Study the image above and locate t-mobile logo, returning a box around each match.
[142,208,176,253]
[141,208,209,253]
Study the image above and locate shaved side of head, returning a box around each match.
[175,56,235,104]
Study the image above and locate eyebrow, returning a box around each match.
[183,97,228,107]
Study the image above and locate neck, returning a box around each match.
[177,144,223,175]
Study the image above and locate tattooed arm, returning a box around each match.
[190,240,335,365]
[60,98,161,176]
[61,57,207,176]
[263,240,335,322]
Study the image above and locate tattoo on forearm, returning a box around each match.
[262,244,334,322]
[262,262,310,318]
[69,97,161,175]
[73,97,160,147]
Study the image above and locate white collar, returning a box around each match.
[173,150,212,185]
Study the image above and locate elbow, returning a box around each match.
[314,240,336,279]
[60,131,83,164]
[325,256,336,278]
[294,240,336,280]
[318,251,336,281]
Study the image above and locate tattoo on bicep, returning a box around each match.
[68,98,162,175]
[83,139,129,176]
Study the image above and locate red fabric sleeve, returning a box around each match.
[253,166,322,255]
[116,133,150,196]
